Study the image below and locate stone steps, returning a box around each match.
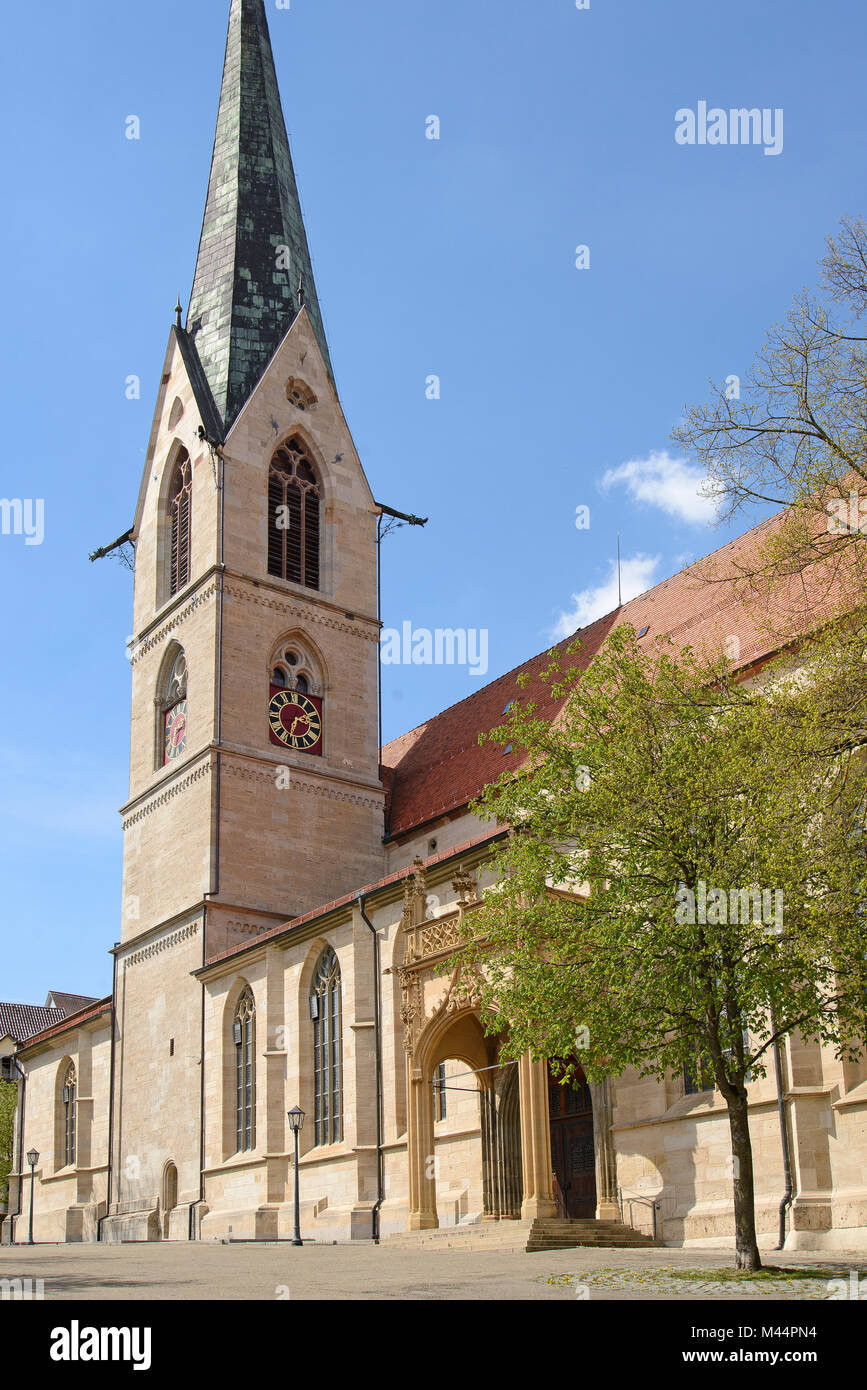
[384,1217,660,1252]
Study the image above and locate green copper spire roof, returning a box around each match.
[186,0,333,432]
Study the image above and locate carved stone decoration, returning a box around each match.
[418,915,462,958]
[401,876,415,929]
[453,966,484,1015]
[399,1000,415,1052]
[395,966,424,1057]
[452,864,478,906]
[401,857,432,963]
[411,856,427,905]
[429,961,485,1026]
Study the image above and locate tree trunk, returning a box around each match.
[727,1089,762,1271]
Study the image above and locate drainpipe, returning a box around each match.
[98,949,119,1242]
[196,907,207,1240]
[210,438,226,906]
[356,894,384,1243]
[772,1013,794,1250]
[376,512,383,787]
[198,438,225,1236]
[7,1056,26,1236]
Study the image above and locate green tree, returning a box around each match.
[674,217,867,614]
[0,1079,17,1208]
[459,626,867,1270]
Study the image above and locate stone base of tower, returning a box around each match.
[100,1206,162,1244]
[101,1201,208,1243]
[195,1199,394,1244]
[200,1204,282,1243]
[2,1200,106,1245]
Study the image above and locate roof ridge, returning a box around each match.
[15,997,113,1051]
[380,640,575,760]
[381,511,782,759]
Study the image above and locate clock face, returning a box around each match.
[269,686,323,755]
[165,700,187,763]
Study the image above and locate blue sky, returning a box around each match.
[2,0,865,1001]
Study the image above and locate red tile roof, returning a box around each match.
[203,828,504,968]
[15,997,113,1052]
[381,512,846,839]
[46,991,99,1015]
[0,1003,64,1044]
[204,507,850,971]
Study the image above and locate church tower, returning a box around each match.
[106,0,385,1239]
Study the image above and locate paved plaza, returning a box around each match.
[1,1242,864,1302]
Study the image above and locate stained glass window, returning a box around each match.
[311,948,342,1146]
[234,988,256,1152]
[63,1062,76,1167]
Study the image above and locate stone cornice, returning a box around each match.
[196,906,355,982]
[122,921,200,971]
[130,579,219,664]
[222,577,379,642]
[112,905,206,956]
[220,754,382,809]
[121,756,212,828]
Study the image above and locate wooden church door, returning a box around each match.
[548,1063,597,1219]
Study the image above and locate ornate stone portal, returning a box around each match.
[392,859,561,1230]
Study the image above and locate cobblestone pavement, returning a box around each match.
[542,1265,865,1300]
[1,1242,865,1301]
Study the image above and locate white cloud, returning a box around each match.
[601,450,719,525]
[551,553,662,639]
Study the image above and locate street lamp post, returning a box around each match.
[26,1148,39,1246]
[287,1107,305,1247]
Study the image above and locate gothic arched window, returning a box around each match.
[233,988,256,1153]
[267,439,321,590]
[270,643,320,699]
[310,948,342,1146]
[161,648,188,766]
[62,1062,76,1168]
[285,377,317,412]
[168,449,192,596]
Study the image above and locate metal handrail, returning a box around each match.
[618,1186,663,1242]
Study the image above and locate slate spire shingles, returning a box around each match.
[186,0,333,433]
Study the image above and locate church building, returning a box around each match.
[3,0,866,1253]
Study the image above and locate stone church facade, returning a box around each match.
[3,0,866,1253]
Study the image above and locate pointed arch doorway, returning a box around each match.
[548,1063,596,1219]
[161,1162,178,1240]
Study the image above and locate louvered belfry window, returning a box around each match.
[169,449,192,596]
[267,438,321,589]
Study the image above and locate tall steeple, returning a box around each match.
[186,0,333,433]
